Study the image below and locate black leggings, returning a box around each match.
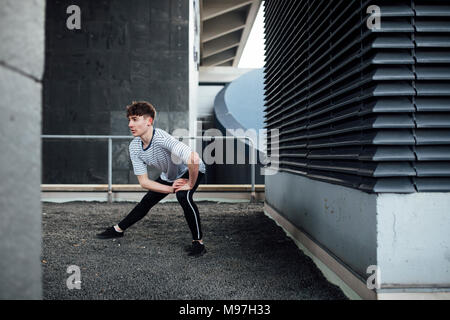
[118,171,204,241]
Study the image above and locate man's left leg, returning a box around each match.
[176,172,206,256]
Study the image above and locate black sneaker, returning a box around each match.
[96,226,124,239]
[187,241,206,257]
[184,242,200,252]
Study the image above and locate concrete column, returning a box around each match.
[0,0,45,299]
[189,0,200,152]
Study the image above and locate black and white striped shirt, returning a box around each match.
[129,127,206,182]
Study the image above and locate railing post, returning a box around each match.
[248,138,257,203]
[108,137,112,203]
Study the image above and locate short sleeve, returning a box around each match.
[129,142,147,175]
[160,130,192,164]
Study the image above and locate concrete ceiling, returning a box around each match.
[200,0,262,67]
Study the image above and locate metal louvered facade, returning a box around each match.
[263,0,450,193]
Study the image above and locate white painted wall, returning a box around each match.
[377,193,450,285]
[198,85,224,118]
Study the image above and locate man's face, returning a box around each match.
[128,115,152,137]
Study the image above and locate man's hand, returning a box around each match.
[175,183,191,192]
[173,178,191,192]
[138,174,176,194]
[167,186,175,194]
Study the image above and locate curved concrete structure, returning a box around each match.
[211,68,265,184]
[223,68,265,132]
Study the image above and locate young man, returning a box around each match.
[96,101,207,257]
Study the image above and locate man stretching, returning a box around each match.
[96,101,207,257]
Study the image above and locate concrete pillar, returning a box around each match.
[43,0,191,184]
[0,0,45,299]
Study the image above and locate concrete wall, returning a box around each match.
[43,0,190,184]
[265,172,378,278]
[0,0,45,299]
[265,172,450,297]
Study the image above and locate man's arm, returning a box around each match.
[173,151,200,192]
[187,151,200,188]
[137,174,173,193]
[159,130,201,190]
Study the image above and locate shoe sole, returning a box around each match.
[95,234,124,239]
[188,248,207,257]
[184,243,204,252]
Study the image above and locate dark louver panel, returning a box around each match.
[263,0,450,193]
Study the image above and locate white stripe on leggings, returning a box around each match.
[187,189,200,240]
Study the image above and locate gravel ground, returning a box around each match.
[41,200,347,300]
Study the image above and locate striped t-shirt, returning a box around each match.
[129,127,206,182]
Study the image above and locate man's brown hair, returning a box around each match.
[126,101,156,119]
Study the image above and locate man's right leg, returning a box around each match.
[96,180,169,239]
[117,189,168,231]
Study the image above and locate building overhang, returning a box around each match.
[199,0,262,67]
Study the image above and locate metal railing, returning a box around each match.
[41,134,258,202]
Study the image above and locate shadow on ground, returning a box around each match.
[41,201,348,300]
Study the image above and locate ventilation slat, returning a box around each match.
[263,0,450,192]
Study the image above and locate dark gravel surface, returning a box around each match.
[41,201,347,300]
